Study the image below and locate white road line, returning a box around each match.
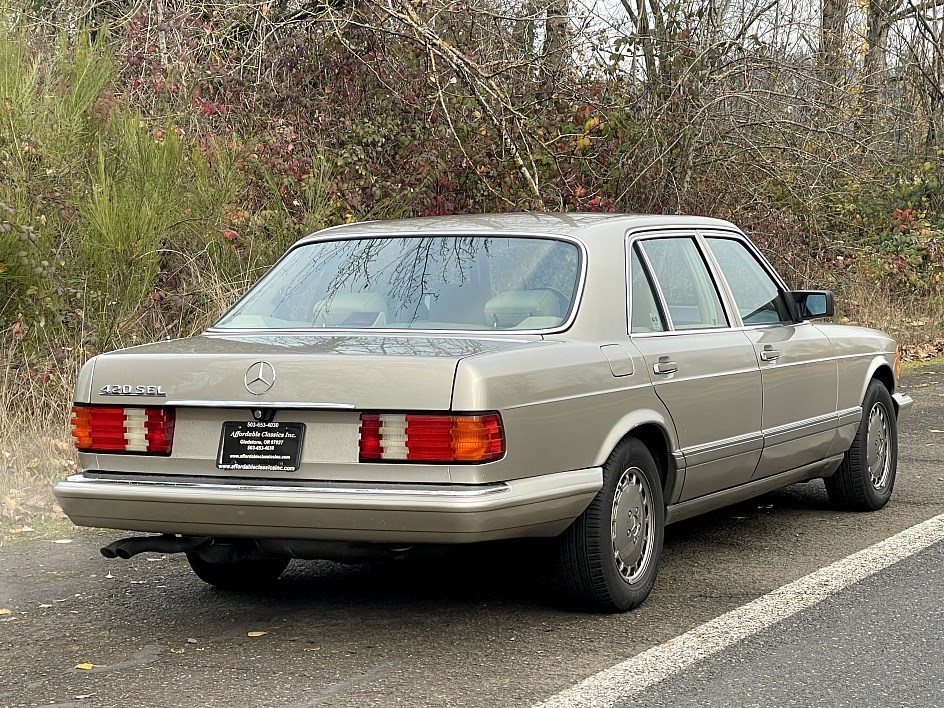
[536,512,944,708]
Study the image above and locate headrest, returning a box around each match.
[313,292,387,327]
[484,289,561,327]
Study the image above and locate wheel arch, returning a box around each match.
[595,412,678,500]
[860,357,896,403]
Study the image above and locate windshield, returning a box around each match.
[214,235,582,331]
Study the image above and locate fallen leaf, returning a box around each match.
[247,631,268,637]
[75,663,101,670]
[10,525,34,534]
[170,648,185,654]
[53,539,73,544]
[0,609,11,615]
[186,638,197,644]
[38,604,52,608]
[74,694,95,700]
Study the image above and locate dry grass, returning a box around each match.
[0,344,77,535]
[832,270,944,350]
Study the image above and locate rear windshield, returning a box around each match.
[213,235,582,331]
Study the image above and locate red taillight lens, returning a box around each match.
[71,405,175,455]
[358,413,505,463]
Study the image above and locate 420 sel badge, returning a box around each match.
[98,384,166,397]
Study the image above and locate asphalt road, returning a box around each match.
[1,365,942,708]
[629,539,944,708]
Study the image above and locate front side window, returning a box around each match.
[214,235,582,331]
[706,237,794,325]
[639,237,728,330]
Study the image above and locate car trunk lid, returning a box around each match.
[80,333,543,411]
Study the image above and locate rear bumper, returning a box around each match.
[53,469,602,544]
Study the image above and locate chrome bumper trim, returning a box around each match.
[892,392,914,424]
[64,474,510,498]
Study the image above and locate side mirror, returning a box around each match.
[791,290,834,319]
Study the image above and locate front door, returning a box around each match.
[701,234,839,478]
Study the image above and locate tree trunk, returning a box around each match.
[820,0,849,91]
[542,0,571,87]
[862,0,891,136]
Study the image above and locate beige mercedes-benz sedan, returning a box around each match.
[54,213,913,612]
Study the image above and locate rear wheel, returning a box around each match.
[186,553,290,590]
[557,437,665,612]
[825,379,898,511]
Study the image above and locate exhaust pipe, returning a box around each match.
[101,534,211,559]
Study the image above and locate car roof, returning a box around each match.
[295,213,740,245]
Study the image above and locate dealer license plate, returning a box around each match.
[217,421,305,472]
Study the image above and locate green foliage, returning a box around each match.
[80,115,186,333]
[823,158,944,290]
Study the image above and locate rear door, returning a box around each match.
[700,233,839,478]
[628,233,763,501]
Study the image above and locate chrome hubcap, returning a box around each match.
[611,466,654,584]
[867,401,891,490]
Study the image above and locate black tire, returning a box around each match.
[825,379,898,511]
[557,437,665,612]
[186,553,290,590]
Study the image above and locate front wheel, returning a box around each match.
[557,437,665,612]
[186,553,290,590]
[825,379,898,511]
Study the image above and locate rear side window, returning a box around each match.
[629,248,666,333]
[639,237,728,330]
[706,237,794,325]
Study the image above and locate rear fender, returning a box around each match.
[594,408,681,500]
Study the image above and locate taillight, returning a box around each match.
[71,405,175,455]
[359,413,505,463]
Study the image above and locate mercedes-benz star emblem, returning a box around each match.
[244,361,276,395]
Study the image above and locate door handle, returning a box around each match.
[653,358,679,375]
[760,347,780,362]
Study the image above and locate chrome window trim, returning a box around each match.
[208,230,589,337]
[629,317,822,338]
[626,229,734,334]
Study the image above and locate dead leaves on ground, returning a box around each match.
[901,338,944,362]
